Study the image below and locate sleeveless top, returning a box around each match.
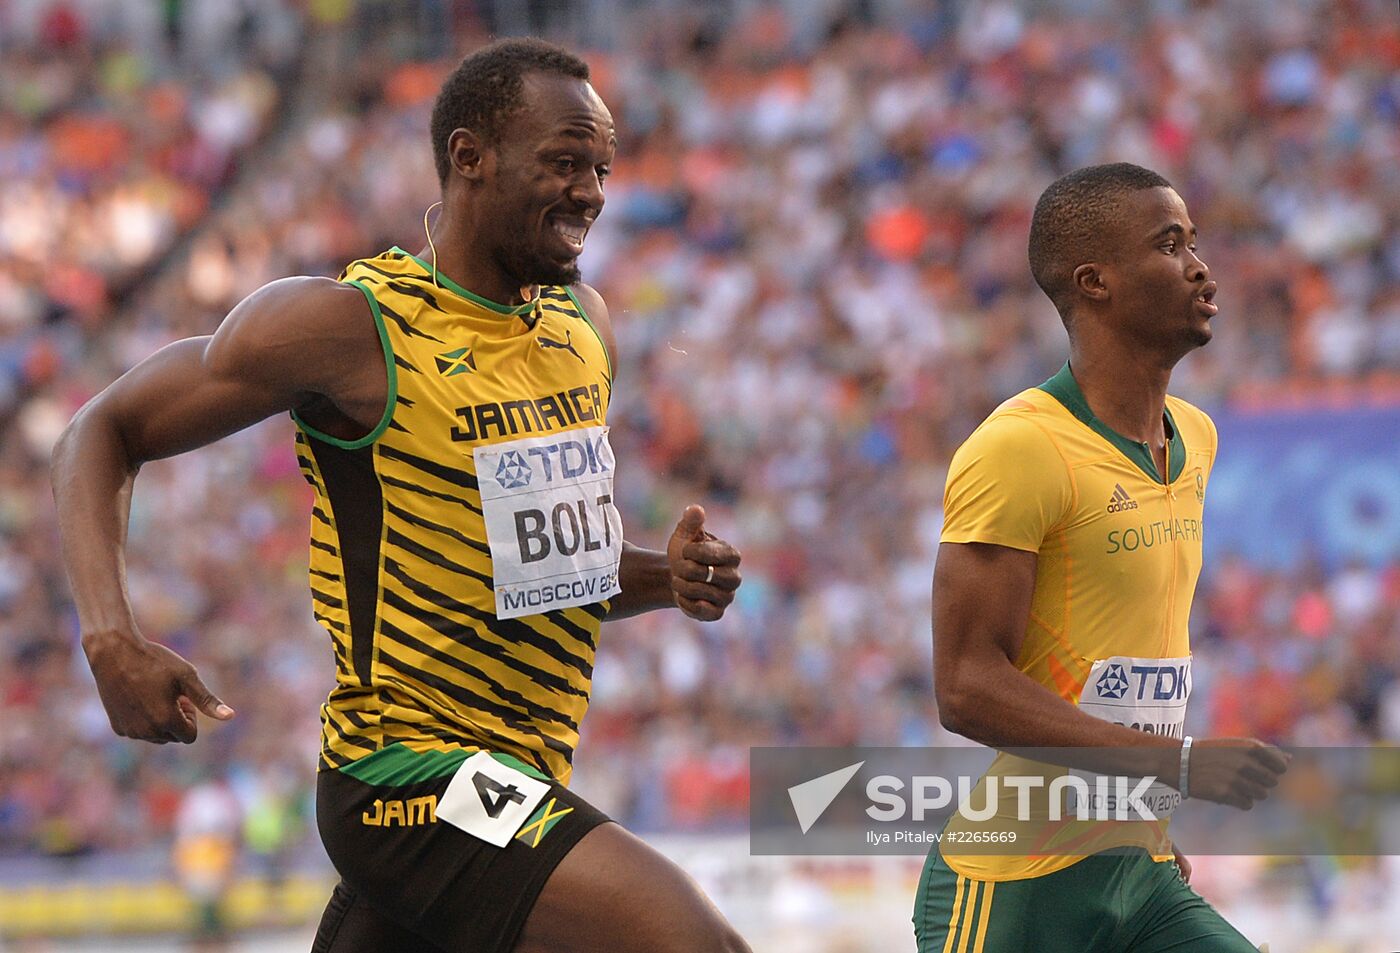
[294,247,619,783]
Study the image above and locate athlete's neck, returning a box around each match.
[1067,346,1172,448]
[418,216,528,307]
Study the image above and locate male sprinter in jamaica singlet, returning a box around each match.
[53,40,751,953]
[915,164,1289,953]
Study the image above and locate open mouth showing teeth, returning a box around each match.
[1195,285,1218,316]
[552,221,587,250]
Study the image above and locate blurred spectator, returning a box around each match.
[173,775,241,950]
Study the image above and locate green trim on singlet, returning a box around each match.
[565,285,614,382]
[291,279,398,449]
[1038,363,1185,484]
[389,246,538,318]
[337,742,550,786]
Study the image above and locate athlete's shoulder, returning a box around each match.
[986,386,1065,421]
[203,276,377,406]
[217,276,372,350]
[1164,392,1213,427]
[565,282,607,317]
[339,247,422,284]
[564,283,610,336]
[962,388,1066,455]
[943,388,1076,548]
[951,388,1072,490]
[1165,393,1218,455]
[563,282,617,375]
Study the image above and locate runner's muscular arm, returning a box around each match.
[51,277,378,744]
[934,542,1287,806]
[935,542,1181,770]
[569,283,741,622]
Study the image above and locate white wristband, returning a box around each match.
[1179,735,1193,799]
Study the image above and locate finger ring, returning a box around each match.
[705,565,715,584]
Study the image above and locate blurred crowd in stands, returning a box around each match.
[1,0,1397,862]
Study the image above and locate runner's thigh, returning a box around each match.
[312,880,447,953]
[1121,859,1260,953]
[514,822,750,953]
[915,850,1129,953]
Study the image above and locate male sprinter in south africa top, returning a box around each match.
[53,39,750,953]
[915,164,1289,953]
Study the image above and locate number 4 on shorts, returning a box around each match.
[436,751,550,846]
[474,772,527,818]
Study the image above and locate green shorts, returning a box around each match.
[913,848,1259,953]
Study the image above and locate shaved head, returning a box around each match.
[1028,163,1174,320]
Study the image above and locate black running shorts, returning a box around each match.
[312,744,609,953]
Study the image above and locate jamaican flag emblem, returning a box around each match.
[435,346,476,377]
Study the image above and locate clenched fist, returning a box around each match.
[666,505,741,621]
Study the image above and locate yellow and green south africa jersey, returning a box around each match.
[938,363,1217,881]
[293,247,619,784]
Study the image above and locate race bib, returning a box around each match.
[435,752,550,847]
[474,426,623,620]
[1070,655,1191,820]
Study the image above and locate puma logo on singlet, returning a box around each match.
[537,328,584,364]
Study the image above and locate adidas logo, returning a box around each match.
[1106,484,1139,513]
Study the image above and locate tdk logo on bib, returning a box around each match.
[1096,664,1130,699]
[495,451,533,490]
[522,433,612,483]
[1131,663,1189,701]
[1089,661,1189,702]
[474,426,623,620]
[1074,655,1193,819]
